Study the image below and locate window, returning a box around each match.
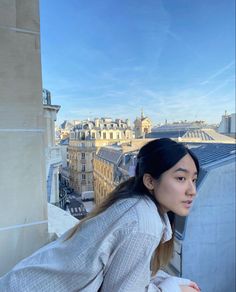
[82,164,86,172]
[92,132,95,139]
[103,132,106,139]
[82,174,86,180]
[81,132,85,140]
[110,132,113,139]
[81,152,85,159]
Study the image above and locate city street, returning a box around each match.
[66,191,88,220]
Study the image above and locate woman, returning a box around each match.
[0,138,201,291]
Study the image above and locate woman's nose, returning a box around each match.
[187,180,197,197]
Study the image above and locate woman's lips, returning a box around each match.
[182,200,193,208]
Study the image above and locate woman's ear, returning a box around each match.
[143,173,155,191]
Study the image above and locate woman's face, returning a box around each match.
[153,154,198,216]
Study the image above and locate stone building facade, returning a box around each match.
[134,111,152,138]
[218,111,236,138]
[69,140,96,194]
[93,140,152,204]
[93,146,123,205]
[0,0,49,275]
[68,118,133,194]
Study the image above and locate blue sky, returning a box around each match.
[40,0,235,126]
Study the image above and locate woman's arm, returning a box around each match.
[152,270,200,292]
[100,232,186,292]
[180,286,200,292]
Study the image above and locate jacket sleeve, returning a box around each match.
[100,232,185,292]
[151,270,192,292]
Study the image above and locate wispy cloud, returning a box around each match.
[165,29,201,59]
[200,61,235,85]
[200,79,232,99]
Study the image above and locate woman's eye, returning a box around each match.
[177,177,186,182]
[192,178,198,184]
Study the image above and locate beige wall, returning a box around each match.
[93,158,115,205]
[134,118,152,138]
[69,142,95,193]
[0,0,48,275]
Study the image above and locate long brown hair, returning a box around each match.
[66,138,199,275]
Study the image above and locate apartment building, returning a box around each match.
[93,139,151,204]
[218,111,236,138]
[93,145,123,205]
[68,118,133,194]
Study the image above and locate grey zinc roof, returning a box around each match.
[152,123,201,132]
[59,138,69,145]
[183,130,214,140]
[97,147,123,164]
[146,131,187,139]
[183,128,234,141]
[118,153,138,172]
[187,143,236,166]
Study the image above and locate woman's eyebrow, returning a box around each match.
[174,168,198,175]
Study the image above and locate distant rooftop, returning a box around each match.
[59,138,69,145]
[60,120,74,130]
[72,118,131,131]
[182,128,235,142]
[97,147,123,164]
[152,122,205,132]
[146,131,187,139]
[187,143,236,166]
[147,128,235,142]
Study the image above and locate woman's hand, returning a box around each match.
[180,287,197,292]
[188,281,201,291]
[180,281,201,292]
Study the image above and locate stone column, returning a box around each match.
[0,0,48,275]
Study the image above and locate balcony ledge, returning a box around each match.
[48,203,79,238]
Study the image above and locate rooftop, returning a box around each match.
[152,122,204,132]
[187,142,236,166]
[59,138,69,145]
[97,147,123,164]
[146,131,187,139]
[182,128,235,142]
